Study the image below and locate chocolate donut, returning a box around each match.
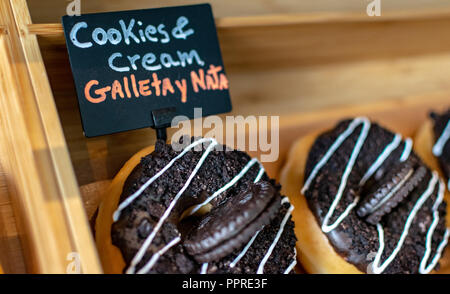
[98,137,297,274]
[281,117,450,274]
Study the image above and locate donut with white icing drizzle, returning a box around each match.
[97,137,297,274]
[281,117,449,274]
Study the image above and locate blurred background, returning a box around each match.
[28,0,450,117]
[28,0,450,21]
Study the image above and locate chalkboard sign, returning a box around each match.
[62,4,231,137]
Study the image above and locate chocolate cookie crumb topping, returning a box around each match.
[111,138,297,274]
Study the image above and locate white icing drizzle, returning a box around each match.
[432,120,450,157]
[113,138,216,222]
[419,180,450,274]
[321,118,371,233]
[371,172,439,274]
[299,117,370,233]
[301,117,371,194]
[136,236,181,274]
[189,157,263,216]
[359,133,402,186]
[283,248,297,274]
[422,229,450,274]
[229,229,262,268]
[225,164,266,269]
[281,196,290,205]
[400,138,413,162]
[127,140,218,274]
[254,163,265,183]
[200,263,208,274]
[230,197,292,269]
[257,201,294,274]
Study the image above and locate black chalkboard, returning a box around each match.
[62,4,231,137]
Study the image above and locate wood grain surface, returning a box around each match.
[0,0,102,273]
[26,0,450,23]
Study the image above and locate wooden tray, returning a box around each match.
[0,0,450,273]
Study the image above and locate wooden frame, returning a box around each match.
[22,8,450,36]
[0,0,101,273]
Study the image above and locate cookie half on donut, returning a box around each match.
[95,137,297,274]
[280,117,450,274]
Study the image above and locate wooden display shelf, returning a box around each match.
[0,0,101,274]
[0,0,449,273]
[23,9,450,35]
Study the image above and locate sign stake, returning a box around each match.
[151,107,176,142]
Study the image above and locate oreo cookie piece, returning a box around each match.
[431,109,450,184]
[111,138,297,274]
[357,159,427,225]
[205,200,297,274]
[184,182,281,263]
